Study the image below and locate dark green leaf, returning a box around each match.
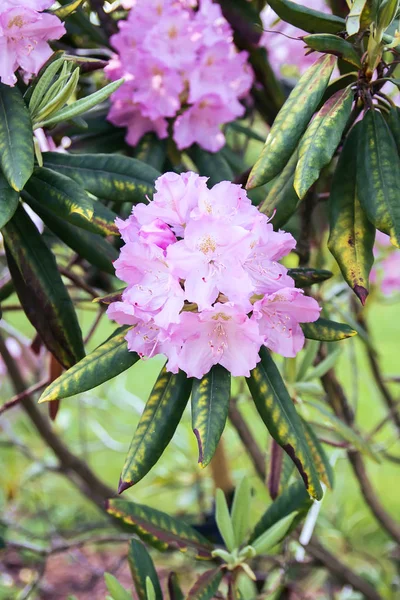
[246,348,323,500]
[187,569,224,600]
[303,34,362,68]
[268,0,345,34]
[133,134,167,171]
[128,539,162,600]
[302,419,334,488]
[119,368,192,491]
[386,106,400,155]
[0,83,34,191]
[0,172,19,229]
[287,268,333,288]
[192,365,231,468]
[189,145,234,186]
[301,318,357,341]
[168,573,185,600]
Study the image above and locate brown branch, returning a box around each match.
[228,398,266,481]
[0,378,50,415]
[7,533,132,557]
[59,266,98,298]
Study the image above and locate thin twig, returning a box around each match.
[59,266,98,298]
[7,533,132,557]
[0,378,50,416]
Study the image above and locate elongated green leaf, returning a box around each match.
[36,79,124,129]
[301,318,357,341]
[192,365,231,468]
[259,150,299,228]
[0,83,34,191]
[33,68,80,124]
[386,106,400,155]
[107,498,214,558]
[328,124,375,304]
[346,0,368,34]
[247,55,336,189]
[0,173,19,229]
[295,87,353,199]
[303,34,362,68]
[251,511,298,555]
[287,268,332,288]
[3,206,84,369]
[128,540,162,600]
[42,152,159,204]
[28,57,65,116]
[302,419,334,488]
[187,568,223,600]
[104,573,132,600]
[304,348,341,381]
[268,0,345,34]
[119,368,192,491]
[53,0,85,19]
[168,573,184,600]
[357,109,400,247]
[39,327,138,403]
[249,481,312,544]
[189,145,234,186]
[215,489,236,552]
[247,348,323,500]
[297,340,320,382]
[231,478,251,547]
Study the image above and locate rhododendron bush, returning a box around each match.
[0,1,399,598]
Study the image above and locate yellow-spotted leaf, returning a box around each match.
[302,419,334,488]
[246,347,323,500]
[268,0,345,34]
[303,35,362,69]
[128,539,162,600]
[295,86,353,199]
[119,368,192,492]
[301,318,357,341]
[259,150,299,228]
[328,124,375,304]
[192,365,231,468]
[39,327,138,403]
[357,109,400,247]
[106,498,214,558]
[247,55,336,189]
[187,568,224,600]
[287,267,332,288]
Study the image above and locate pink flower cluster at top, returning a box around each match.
[105,0,253,153]
[371,231,400,297]
[0,1,65,86]
[107,172,321,379]
[260,0,329,77]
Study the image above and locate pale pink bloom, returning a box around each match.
[371,231,400,296]
[192,180,259,228]
[139,219,177,250]
[194,0,232,47]
[2,1,55,9]
[172,303,263,379]
[0,6,65,86]
[133,61,184,120]
[253,288,321,357]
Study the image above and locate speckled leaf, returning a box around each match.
[187,568,223,600]
[106,498,214,558]
[303,35,362,68]
[302,419,334,488]
[38,327,138,403]
[192,365,231,468]
[357,109,400,247]
[189,146,233,186]
[2,206,84,369]
[301,318,357,341]
[295,86,353,199]
[268,0,345,33]
[42,153,159,204]
[0,172,19,229]
[287,268,332,288]
[246,347,323,500]
[328,124,375,304]
[259,150,299,228]
[119,368,192,491]
[247,55,336,189]
[0,83,34,191]
[128,539,162,600]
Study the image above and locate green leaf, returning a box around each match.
[42,152,160,204]
[346,0,369,35]
[106,498,214,558]
[248,481,312,544]
[104,573,132,600]
[39,327,138,403]
[328,124,375,304]
[128,539,162,600]
[52,0,85,19]
[35,78,124,129]
[189,145,234,186]
[187,568,224,600]
[119,368,192,491]
[146,579,156,600]
[259,150,299,228]
[231,478,251,547]
[287,268,333,288]
[134,134,167,171]
[0,83,34,191]
[168,573,185,600]
[268,0,345,34]
[302,419,334,488]
[303,34,362,68]
[297,340,320,381]
[386,106,400,155]
[301,318,357,341]
[251,511,298,555]
[0,172,19,229]
[357,109,400,248]
[2,206,84,369]
[33,67,80,124]
[303,347,341,381]
[246,347,323,500]
[247,55,336,188]
[191,365,231,468]
[28,57,65,117]
[215,488,236,552]
[295,86,354,199]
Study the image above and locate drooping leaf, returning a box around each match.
[328,124,375,304]
[107,498,214,558]
[215,488,236,552]
[303,34,362,68]
[287,268,333,288]
[119,368,192,491]
[42,152,159,204]
[259,150,299,228]
[246,347,323,500]
[248,481,312,544]
[39,327,138,403]
[168,573,185,600]
[52,0,85,19]
[192,365,231,468]
[231,478,251,547]
[268,0,345,34]
[294,86,354,199]
[302,419,334,488]
[187,568,224,600]
[251,511,298,555]
[301,318,357,341]
[2,206,84,369]
[104,573,132,600]
[0,83,34,191]
[247,55,336,188]
[357,109,400,247]
[128,539,162,600]
[189,145,234,186]
[0,173,19,229]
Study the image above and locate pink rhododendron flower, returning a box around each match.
[106,0,253,152]
[0,3,65,86]
[107,172,321,379]
[371,231,400,296]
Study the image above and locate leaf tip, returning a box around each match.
[118,477,132,495]
[353,285,368,306]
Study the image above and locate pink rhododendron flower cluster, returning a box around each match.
[371,231,400,297]
[107,172,321,379]
[105,0,253,152]
[0,0,65,86]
